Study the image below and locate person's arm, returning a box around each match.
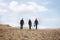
[23,21,24,24]
[37,21,39,24]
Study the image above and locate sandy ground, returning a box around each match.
[0,24,60,40]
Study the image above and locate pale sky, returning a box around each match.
[0,0,60,29]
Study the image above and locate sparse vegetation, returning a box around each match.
[0,24,60,40]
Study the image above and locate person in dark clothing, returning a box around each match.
[34,18,38,30]
[28,19,32,30]
[20,18,24,29]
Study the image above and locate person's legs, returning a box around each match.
[20,25,23,29]
[30,25,31,30]
[29,25,31,30]
[22,25,23,29]
[36,25,37,30]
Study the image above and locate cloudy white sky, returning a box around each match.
[0,0,60,29]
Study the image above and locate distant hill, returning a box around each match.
[0,24,60,40]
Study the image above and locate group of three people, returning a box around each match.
[20,18,39,30]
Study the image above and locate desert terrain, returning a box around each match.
[0,24,60,40]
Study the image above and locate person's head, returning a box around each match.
[29,19,31,21]
[35,18,37,20]
[22,18,23,20]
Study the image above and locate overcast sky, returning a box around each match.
[0,0,60,29]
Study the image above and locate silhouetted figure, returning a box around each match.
[28,19,32,30]
[20,18,24,29]
[34,19,38,30]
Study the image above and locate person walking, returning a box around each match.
[34,18,38,30]
[20,18,24,29]
[28,19,32,30]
